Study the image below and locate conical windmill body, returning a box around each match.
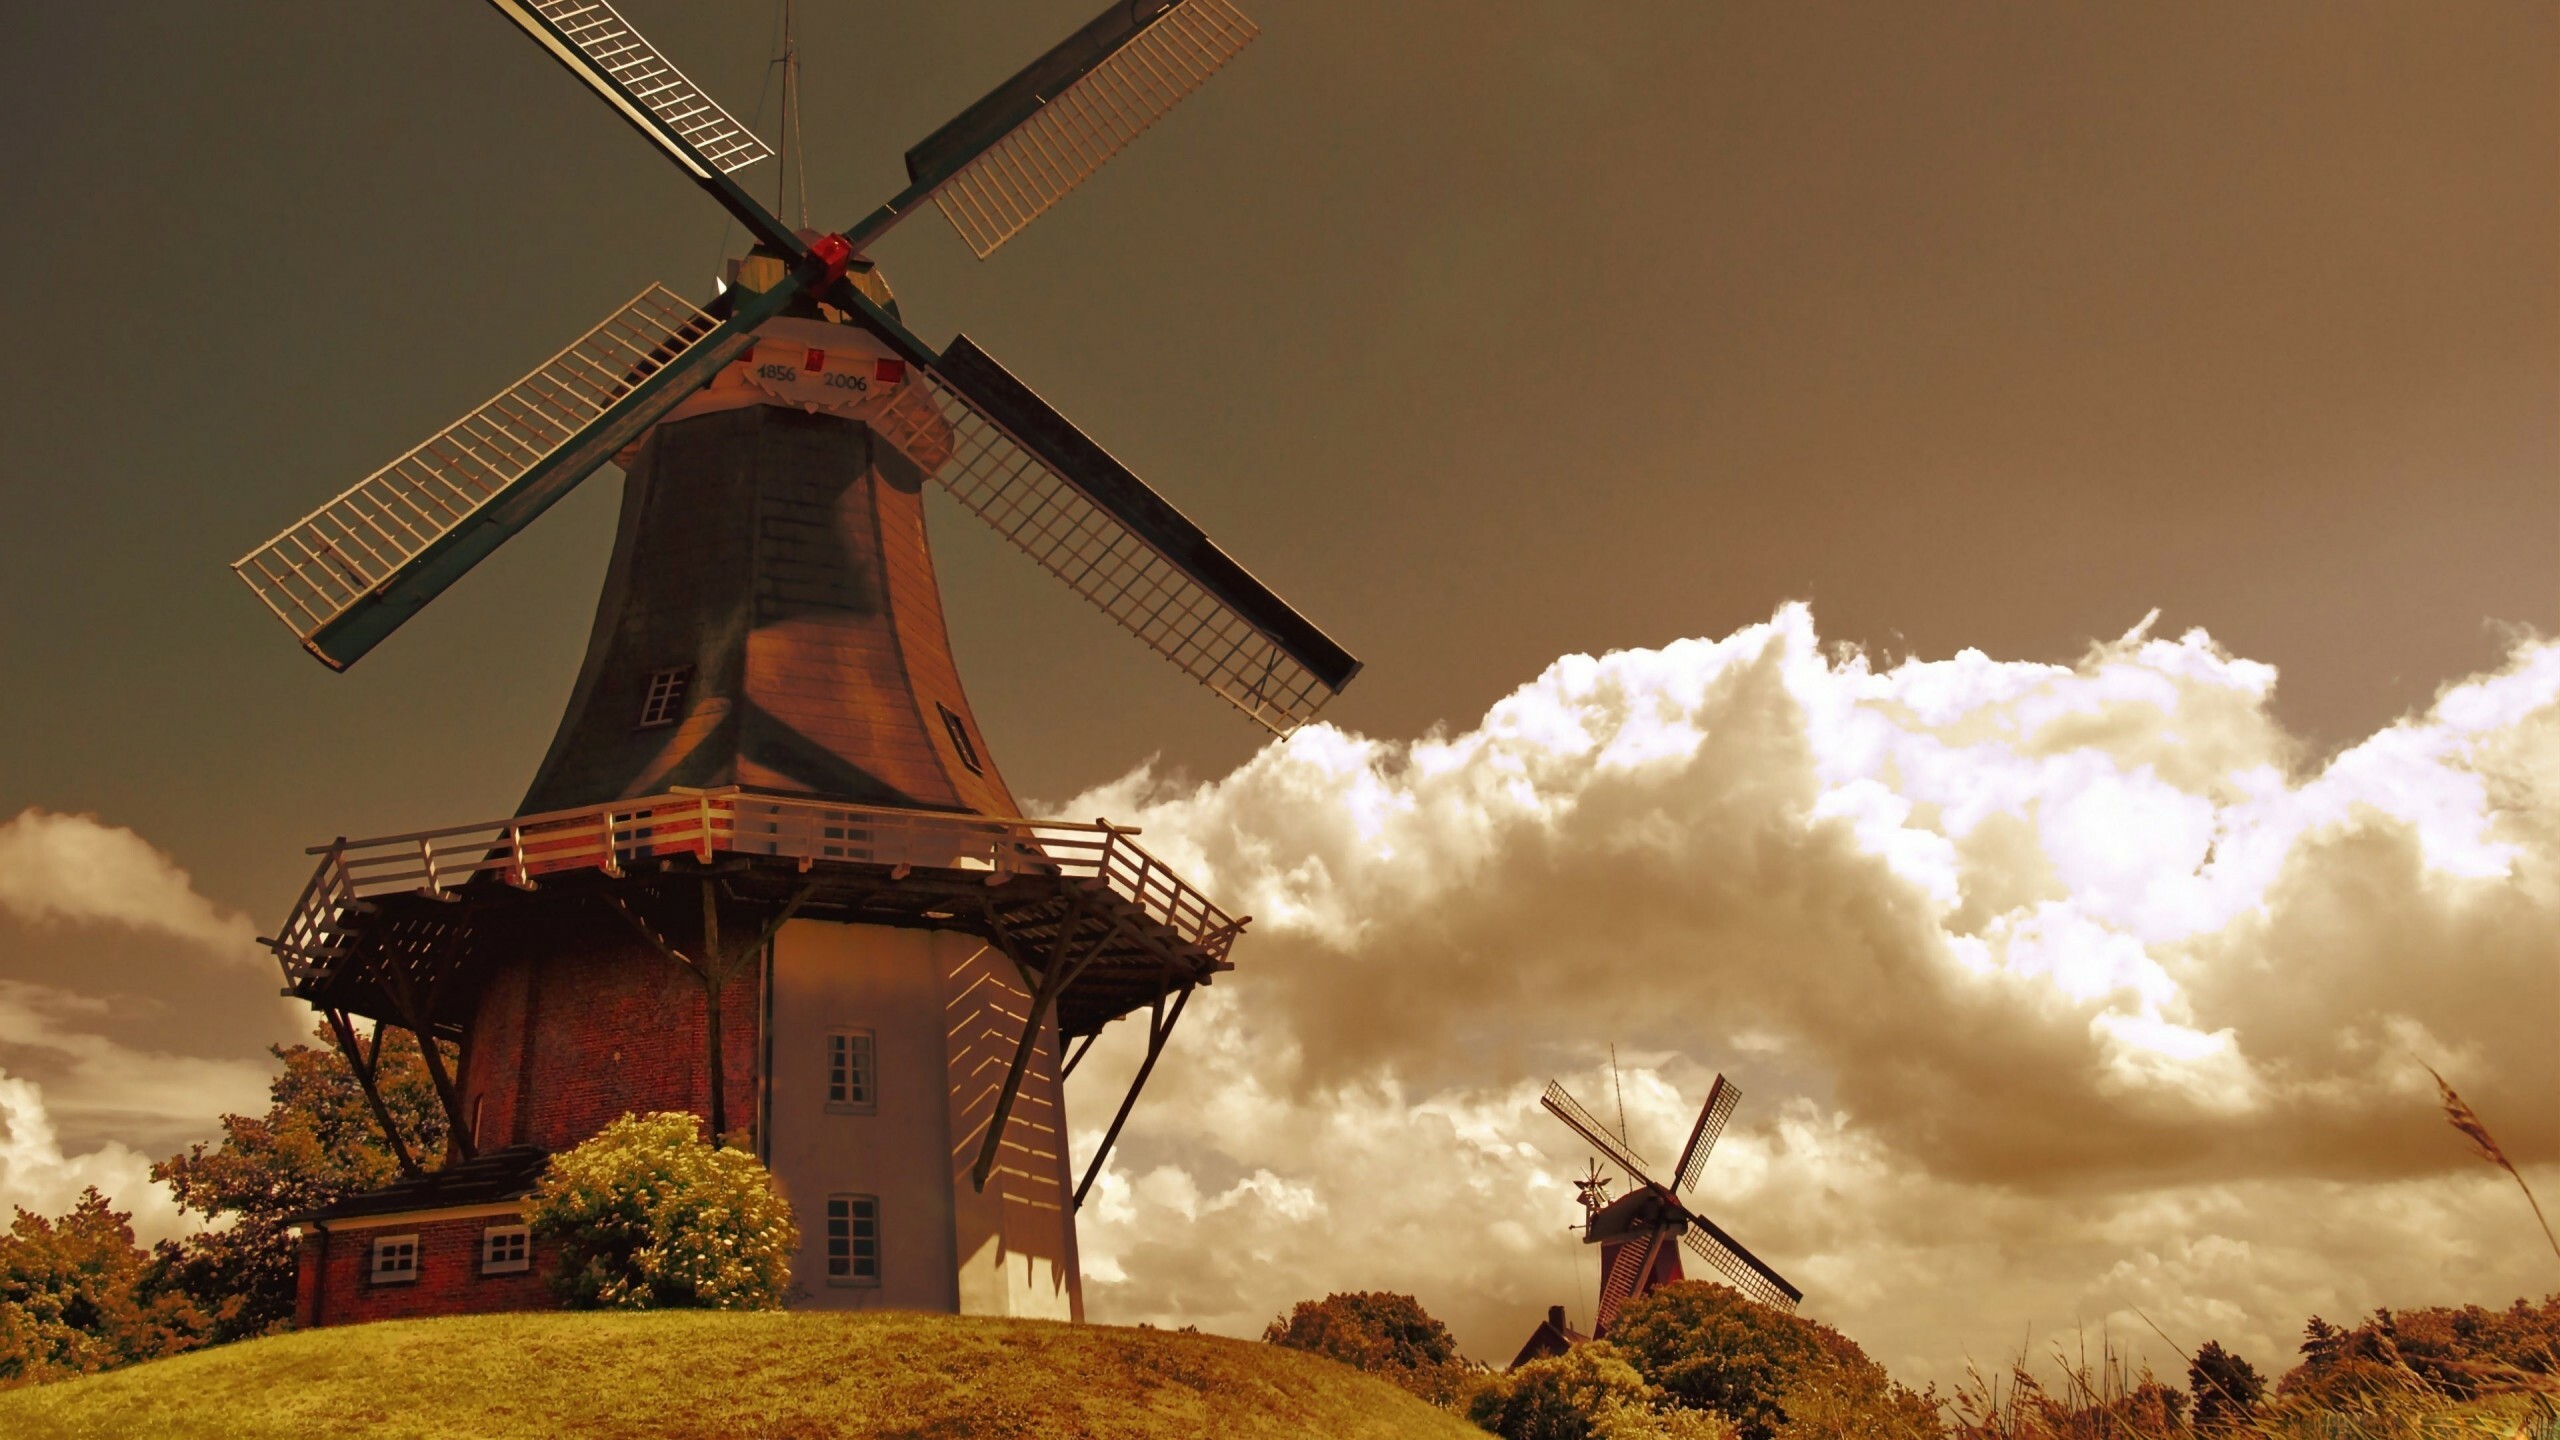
[1541,1075,1802,1337]
[237,0,1356,1328]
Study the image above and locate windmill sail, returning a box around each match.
[1542,1081,1661,1190]
[895,0,1259,259]
[234,283,781,668]
[484,0,801,253]
[1595,1225,1671,1328]
[828,290,1355,732]
[1673,1074,1739,1194]
[1681,1214,1803,1312]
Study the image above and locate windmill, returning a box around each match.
[241,0,1357,1328]
[1540,1074,1801,1335]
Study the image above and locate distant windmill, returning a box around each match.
[1541,1075,1802,1333]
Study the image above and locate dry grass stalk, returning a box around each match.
[2423,1063,2560,1276]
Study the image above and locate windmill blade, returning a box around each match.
[1680,1215,1803,1312]
[847,0,1258,259]
[484,0,801,254]
[235,281,793,668]
[1594,1224,1671,1332]
[1673,1074,1739,1194]
[1541,1081,1662,1192]
[830,289,1358,732]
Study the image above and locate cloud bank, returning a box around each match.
[0,809,261,963]
[1060,605,2560,1382]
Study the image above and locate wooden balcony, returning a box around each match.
[268,787,1243,1040]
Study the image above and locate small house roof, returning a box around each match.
[296,1145,551,1225]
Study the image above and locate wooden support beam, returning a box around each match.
[1072,982,1192,1211]
[607,881,817,1147]
[1059,1029,1100,1081]
[385,970,475,1162]
[323,1008,421,1179]
[970,912,1124,1193]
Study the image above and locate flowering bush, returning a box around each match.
[526,1113,797,1310]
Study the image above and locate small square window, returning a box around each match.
[827,1030,876,1111]
[481,1225,530,1275]
[639,666,693,728]
[936,703,984,776]
[826,1195,880,1284]
[370,1234,420,1285]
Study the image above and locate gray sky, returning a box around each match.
[0,0,2551,1380]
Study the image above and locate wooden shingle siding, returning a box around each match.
[518,403,1020,818]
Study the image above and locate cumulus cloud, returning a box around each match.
[1058,605,2560,1382]
[0,809,261,963]
[0,1064,196,1244]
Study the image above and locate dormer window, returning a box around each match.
[639,667,693,728]
[936,703,983,775]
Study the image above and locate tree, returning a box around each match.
[0,1189,207,1385]
[1467,1343,1736,1440]
[2187,1339,2264,1429]
[153,1020,447,1340]
[1603,1282,1937,1440]
[1264,1290,1471,1404]
[526,1111,797,1309]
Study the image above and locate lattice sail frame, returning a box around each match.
[1542,1081,1660,1188]
[507,0,773,175]
[233,286,717,645]
[1682,1220,1802,1312]
[867,371,1335,734]
[1674,1075,1740,1194]
[929,0,1258,258]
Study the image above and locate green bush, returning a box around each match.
[1603,1282,1938,1440]
[1265,1290,1473,1404]
[525,1112,797,1310]
[1466,1342,1735,1440]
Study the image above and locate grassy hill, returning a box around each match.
[0,1310,1487,1440]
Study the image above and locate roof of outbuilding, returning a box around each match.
[297,1145,551,1224]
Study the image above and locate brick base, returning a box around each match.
[297,1209,552,1328]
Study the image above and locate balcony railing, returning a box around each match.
[269,787,1243,984]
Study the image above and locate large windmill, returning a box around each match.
[1540,1075,1801,1336]
[241,0,1355,1328]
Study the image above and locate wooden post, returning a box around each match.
[322,1008,421,1179]
[972,913,1123,1193]
[1072,983,1192,1210]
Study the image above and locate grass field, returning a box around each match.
[0,1310,1487,1440]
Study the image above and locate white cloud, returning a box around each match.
[0,809,261,963]
[1058,605,2560,1383]
[0,1066,193,1245]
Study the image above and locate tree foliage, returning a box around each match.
[2186,1339,2263,1428]
[526,1112,797,1310]
[0,1189,206,1386]
[1467,1342,1736,1440]
[153,1020,447,1341]
[2279,1295,2560,1407]
[1604,1281,1938,1440]
[1263,1290,1471,1404]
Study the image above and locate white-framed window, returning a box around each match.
[481,1224,531,1275]
[370,1233,420,1285]
[826,1029,876,1112]
[826,1195,880,1285]
[638,666,693,728]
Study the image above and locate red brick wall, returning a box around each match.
[299,1214,553,1328]
[461,937,761,1153]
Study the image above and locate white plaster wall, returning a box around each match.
[944,940,1082,1322]
[767,920,962,1312]
[764,919,1082,1320]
